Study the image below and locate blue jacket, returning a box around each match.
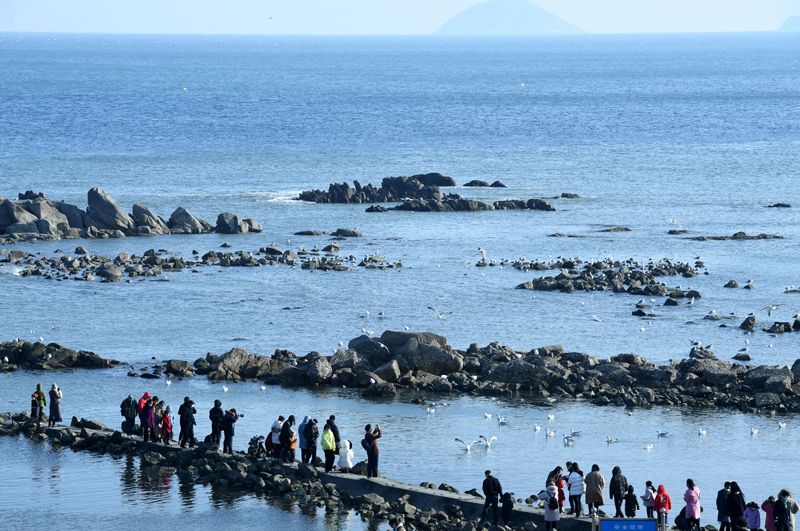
[223,411,237,436]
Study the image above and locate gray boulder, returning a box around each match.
[166,359,194,377]
[168,207,211,234]
[24,200,69,225]
[330,349,359,370]
[96,262,123,279]
[745,366,793,389]
[132,204,170,234]
[1,200,38,230]
[487,359,548,384]
[373,360,401,382]
[379,330,448,352]
[55,202,85,229]
[5,221,39,234]
[332,228,363,238]
[307,357,333,383]
[216,212,248,234]
[593,363,632,384]
[362,382,397,397]
[87,187,134,232]
[404,344,463,375]
[347,336,392,366]
[36,218,61,235]
[212,347,289,378]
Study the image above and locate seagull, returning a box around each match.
[404,325,410,331]
[657,431,668,437]
[455,438,481,451]
[222,386,228,392]
[485,413,492,419]
[646,444,654,451]
[570,429,582,436]
[480,435,499,448]
[497,417,508,426]
[370,377,376,385]
[739,347,749,353]
[751,427,758,435]
[761,304,783,317]
[607,436,618,443]
[2,357,7,363]
[44,353,51,360]
[669,219,683,228]
[427,306,452,319]
[534,424,542,432]
[427,406,435,414]
[261,385,266,391]
[592,316,602,322]
[698,429,707,436]
[478,247,486,261]
[166,380,172,386]
[779,422,787,429]
[546,430,556,438]
[548,414,555,420]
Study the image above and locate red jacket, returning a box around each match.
[162,414,172,433]
[654,485,672,514]
[137,392,151,414]
[366,428,382,454]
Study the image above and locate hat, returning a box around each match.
[51,383,58,390]
[230,408,237,414]
[32,393,38,398]
[128,395,133,399]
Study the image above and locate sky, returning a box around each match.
[0,0,799,35]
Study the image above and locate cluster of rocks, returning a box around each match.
[393,197,555,213]
[298,174,456,204]
[0,339,118,372]
[768,203,791,208]
[1,240,403,282]
[463,180,506,187]
[689,232,783,242]
[739,315,800,335]
[0,414,548,531]
[514,257,703,299]
[0,189,261,243]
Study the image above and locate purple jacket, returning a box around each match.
[141,403,155,428]
[744,507,761,529]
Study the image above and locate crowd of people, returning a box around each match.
[480,462,800,531]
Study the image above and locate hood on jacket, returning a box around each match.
[612,466,621,476]
[214,399,221,407]
[302,415,310,424]
[658,485,666,495]
[141,392,151,400]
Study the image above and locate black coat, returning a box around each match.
[483,476,502,497]
[727,491,747,520]
[774,498,791,531]
[223,412,237,436]
[303,423,319,448]
[279,420,294,447]
[717,489,729,522]
[609,470,629,501]
[209,406,224,426]
[328,420,340,443]
[179,403,196,426]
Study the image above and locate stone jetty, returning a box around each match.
[0,188,262,243]
[0,412,588,531]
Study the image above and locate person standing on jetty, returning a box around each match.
[728,482,747,524]
[222,408,239,454]
[364,424,382,478]
[610,466,629,518]
[719,482,732,531]
[338,440,354,473]
[120,395,137,437]
[546,467,565,513]
[684,479,702,531]
[209,400,224,447]
[321,422,336,472]
[655,485,673,529]
[279,415,296,463]
[270,415,284,460]
[34,383,47,423]
[31,392,40,423]
[298,416,309,463]
[162,405,173,445]
[48,384,62,427]
[538,480,560,531]
[775,490,793,531]
[178,397,196,448]
[584,464,605,516]
[625,485,640,518]
[643,481,657,518]
[328,415,341,454]
[480,470,503,525]
[567,461,585,517]
[304,418,319,464]
[141,397,155,442]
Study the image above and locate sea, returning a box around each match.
[1,32,799,529]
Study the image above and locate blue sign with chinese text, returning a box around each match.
[600,519,658,531]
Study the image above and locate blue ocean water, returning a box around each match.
[1,32,800,527]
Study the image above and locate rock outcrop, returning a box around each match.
[0,340,118,371]
[690,232,784,241]
[0,188,261,243]
[299,175,451,204]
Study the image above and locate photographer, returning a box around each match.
[363,424,382,478]
[222,408,242,454]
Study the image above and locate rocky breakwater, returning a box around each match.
[514,257,703,301]
[689,231,783,242]
[393,197,555,213]
[0,414,566,531]
[0,339,119,372]
[166,330,800,414]
[298,174,455,204]
[0,189,262,243]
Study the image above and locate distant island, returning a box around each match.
[777,16,800,31]
[434,0,584,36]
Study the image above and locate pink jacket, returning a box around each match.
[684,487,701,519]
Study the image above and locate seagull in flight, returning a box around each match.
[428,306,452,319]
[761,304,783,317]
[479,435,499,448]
[751,427,759,435]
[779,422,787,429]
[455,438,481,451]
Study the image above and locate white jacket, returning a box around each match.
[271,420,282,444]
[568,471,586,496]
[338,442,354,469]
[539,485,561,522]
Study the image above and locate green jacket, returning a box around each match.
[321,430,336,451]
[36,384,47,408]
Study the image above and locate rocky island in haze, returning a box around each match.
[434,0,584,35]
[777,16,800,31]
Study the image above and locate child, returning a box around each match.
[642,481,657,518]
[287,428,297,463]
[501,491,515,525]
[762,497,776,531]
[338,440,354,473]
[655,485,672,530]
[626,485,641,518]
[744,502,761,531]
[162,406,173,445]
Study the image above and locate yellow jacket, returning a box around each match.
[321,430,336,450]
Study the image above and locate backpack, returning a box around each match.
[548,492,559,511]
[361,438,373,453]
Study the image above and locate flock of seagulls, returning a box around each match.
[454,435,499,451]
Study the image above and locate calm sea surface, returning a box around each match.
[1,32,799,527]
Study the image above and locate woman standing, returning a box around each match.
[684,479,702,531]
[321,423,337,472]
[538,480,561,531]
[568,462,586,517]
[338,440,354,473]
[547,467,566,513]
[279,415,295,463]
[48,384,62,427]
[727,482,747,524]
[584,464,605,516]
[270,415,284,460]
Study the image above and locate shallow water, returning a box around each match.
[1,32,800,526]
